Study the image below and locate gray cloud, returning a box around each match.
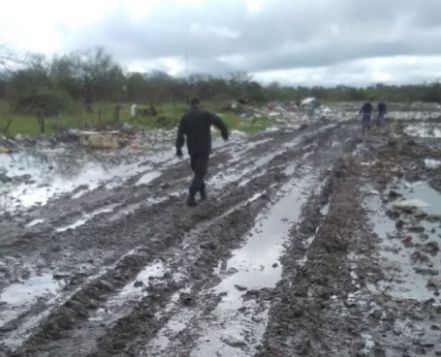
[43,0,441,84]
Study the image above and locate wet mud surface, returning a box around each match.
[1,114,441,356]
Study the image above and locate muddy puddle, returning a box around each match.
[26,218,45,227]
[214,175,314,295]
[392,181,441,216]
[0,145,172,213]
[0,271,64,348]
[424,159,441,169]
[365,181,441,301]
[190,174,315,357]
[0,132,250,215]
[405,123,441,138]
[55,204,119,232]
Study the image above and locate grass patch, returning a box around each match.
[0,100,274,137]
[130,103,187,129]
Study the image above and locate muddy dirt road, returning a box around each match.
[1,111,441,356]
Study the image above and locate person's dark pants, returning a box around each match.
[189,154,209,198]
[376,112,385,126]
[362,114,371,132]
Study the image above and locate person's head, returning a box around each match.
[190,97,200,108]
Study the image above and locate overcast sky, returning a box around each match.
[1,0,441,86]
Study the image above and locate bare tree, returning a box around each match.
[0,43,22,77]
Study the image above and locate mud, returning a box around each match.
[1,109,441,356]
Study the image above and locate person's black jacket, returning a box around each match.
[176,108,228,156]
[360,102,373,115]
[377,102,386,114]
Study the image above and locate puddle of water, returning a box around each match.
[107,202,144,222]
[136,171,161,186]
[320,202,330,216]
[424,159,441,169]
[218,177,311,298]
[237,172,266,188]
[117,261,166,297]
[190,175,314,357]
[0,273,59,305]
[366,191,441,301]
[283,163,297,176]
[0,246,147,350]
[0,144,176,213]
[55,204,119,232]
[0,149,147,212]
[210,169,249,189]
[141,292,195,356]
[0,272,63,328]
[56,218,89,233]
[106,196,170,222]
[26,219,45,227]
[405,124,441,138]
[394,181,441,216]
[71,187,90,199]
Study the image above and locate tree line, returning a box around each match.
[1,47,441,119]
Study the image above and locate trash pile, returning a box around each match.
[77,131,125,149]
[0,136,15,154]
[224,99,351,129]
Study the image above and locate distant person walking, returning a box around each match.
[176,97,229,207]
[360,101,373,133]
[376,101,387,127]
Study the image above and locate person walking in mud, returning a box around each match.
[176,97,229,207]
[376,101,387,127]
[359,101,373,133]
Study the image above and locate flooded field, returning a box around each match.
[1,108,441,356]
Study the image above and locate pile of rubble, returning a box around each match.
[228,99,353,127]
[0,136,14,154]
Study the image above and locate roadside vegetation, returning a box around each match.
[0,46,440,137]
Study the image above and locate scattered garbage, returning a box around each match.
[0,146,10,154]
[130,104,137,118]
[300,97,320,110]
[77,131,127,149]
